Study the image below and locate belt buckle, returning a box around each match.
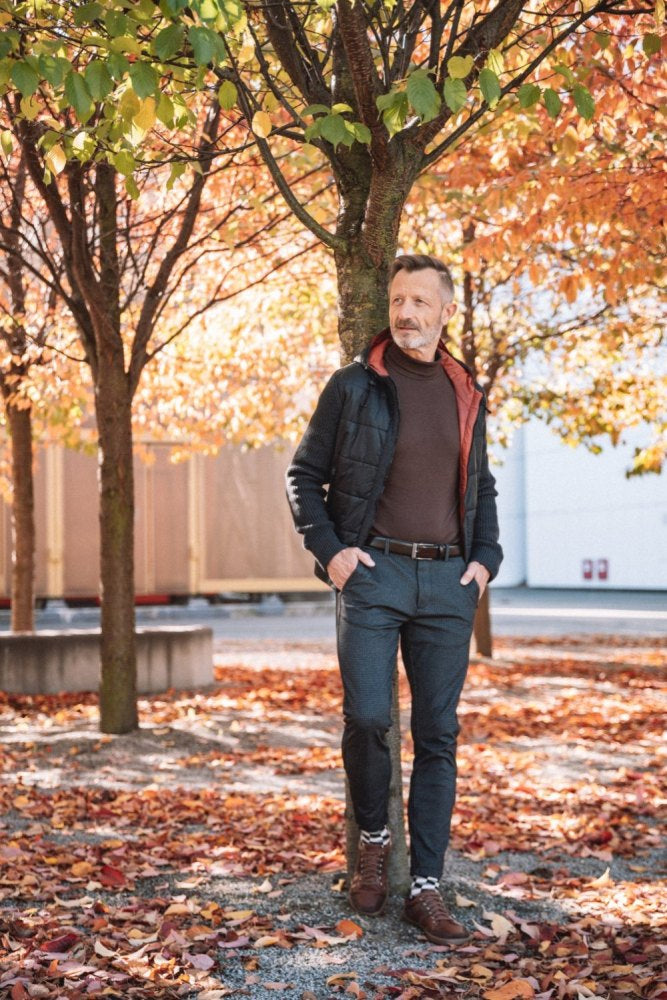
[411,542,430,560]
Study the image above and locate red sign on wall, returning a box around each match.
[597,559,609,581]
[582,559,593,580]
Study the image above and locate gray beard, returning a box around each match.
[391,325,439,351]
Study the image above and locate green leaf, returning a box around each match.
[406,69,441,122]
[303,103,330,117]
[193,0,220,20]
[188,25,225,66]
[39,54,70,87]
[447,55,474,80]
[543,88,561,118]
[553,63,574,85]
[112,149,136,176]
[595,31,611,49]
[74,2,103,25]
[133,0,157,21]
[108,52,130,82]
[479,67,501,107]
[85,60,114,101]
[125,174,140,200]
[443,77,467,113]
[486,47,504,76]
[218,0,243,29]
[350,121,371,144]
[319,113,347,147]
[11,61,40,97]
[129,61,159,98]
[162,0,189,13]
[1,129,13,157]
[518,83,541,108]
[104,10,130,37]
[154,23,184,61]
[217,80,237,110]
[331,102,353,114]
[157,92,175,125]
[166,161,186,190]
[64,72,94,122]
[376,90,401,112]
[573,83,594,121]
[377,91,409,137]
[643,32,661,55]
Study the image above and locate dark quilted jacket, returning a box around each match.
[286,330,503,584]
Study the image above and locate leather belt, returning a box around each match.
[367,535,462,561]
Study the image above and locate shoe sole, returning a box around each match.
[402,912,470,944]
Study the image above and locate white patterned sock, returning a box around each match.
[360,827,390,847]
[410,875,439,898]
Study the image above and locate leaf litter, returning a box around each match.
[0,633,664,998]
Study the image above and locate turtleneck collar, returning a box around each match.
[385,340,442,379]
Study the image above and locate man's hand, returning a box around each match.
[460,560,490,599]
[327,547,376,590]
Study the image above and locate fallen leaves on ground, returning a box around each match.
[0,634,665,997]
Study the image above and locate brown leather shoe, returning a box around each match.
[403,889,469,944]
[348,838,391,916]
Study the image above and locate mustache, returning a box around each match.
[396,322,420,330]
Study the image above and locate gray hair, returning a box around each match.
[389,254,455,302]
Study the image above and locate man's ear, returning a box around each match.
[442,301,457,323]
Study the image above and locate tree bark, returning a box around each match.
[335,174,414,893]
[6,401,34,632]
[95,348,137,734]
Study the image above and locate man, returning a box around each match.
[286,254,502,944]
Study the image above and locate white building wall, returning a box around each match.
[522,421,667,590]
[490,424,527,588]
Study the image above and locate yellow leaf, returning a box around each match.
[589,866,614,887]
[253,935,282,948]
[483,981,535,1000]
[251,110,272,138]
[13,795,30,809]
[656,0,665,25]
[222,909,254,921]
[70,861,94,877]
[327,973,357,986]
[487,48,504,75]
[164,902,191,915]
[447,55,474,79]
[485,910,514,944]
[46,144,67,175]
[264,93,280,113]
[133,97,156,132]
[237,43,255,64]
[455,893,476,907]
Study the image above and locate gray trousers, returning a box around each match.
[336,546,478,878]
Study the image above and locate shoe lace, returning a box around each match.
[418,890,448,919]
[358,843,386,884]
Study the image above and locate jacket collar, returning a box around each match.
[359,328,479,390]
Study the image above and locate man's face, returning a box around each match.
[389,268,456,358]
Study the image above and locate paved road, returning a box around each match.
[8,587,665,640]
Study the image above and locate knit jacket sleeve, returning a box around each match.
[285,371,348,574]
[469,417,503,581]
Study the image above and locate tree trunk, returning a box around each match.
[474,587,493,657]
[95,351,137,734]
[336,220,412,893]
[7,401,34,632]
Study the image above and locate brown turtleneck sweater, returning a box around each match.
[371,341,461,544]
